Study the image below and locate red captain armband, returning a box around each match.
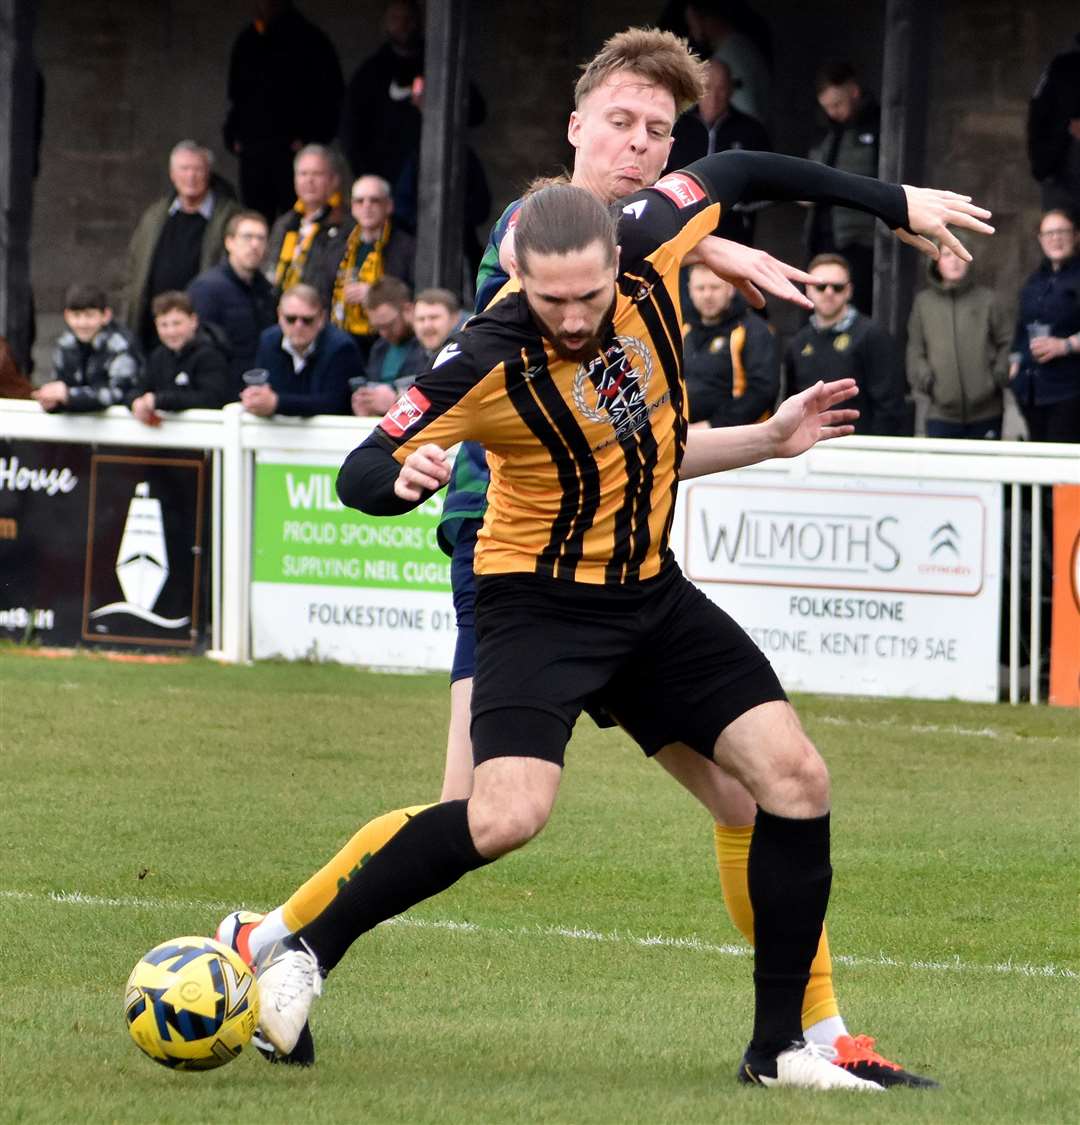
[652,172,706,209]
[380,386,432,438]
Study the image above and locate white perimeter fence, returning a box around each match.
[2,400,1078,705]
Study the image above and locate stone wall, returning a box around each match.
[26,0,1079,373]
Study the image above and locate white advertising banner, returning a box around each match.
[670,470,1004,701]
[250,451,457,669]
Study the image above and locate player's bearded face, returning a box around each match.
[518,242,619,362]
[568,73,676,204]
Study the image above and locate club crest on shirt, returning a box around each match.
[572,335,653,438]
[380,386,431,438]
[833,333,851,353]
[709,336,727,354]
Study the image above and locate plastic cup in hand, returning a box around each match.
[241,368,270,387]
[1026,322,1052,342]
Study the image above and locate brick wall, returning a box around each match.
[27,0,1078,373]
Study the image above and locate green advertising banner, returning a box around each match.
[253,459,450,592]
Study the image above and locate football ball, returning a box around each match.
[124,936,259,1070]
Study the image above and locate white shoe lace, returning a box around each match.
[777,1040,883,1091]
[792,1041,838,1063]
[270,950,322,1011]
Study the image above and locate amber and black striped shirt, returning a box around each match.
[338,151,908,587]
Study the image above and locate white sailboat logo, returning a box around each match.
[89,482,190,628]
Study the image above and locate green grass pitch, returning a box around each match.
[1,647,1077,1123]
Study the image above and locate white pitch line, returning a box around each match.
[814,714,1072,742]
[3,888,1076,981]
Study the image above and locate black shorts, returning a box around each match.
[470,565,786,768]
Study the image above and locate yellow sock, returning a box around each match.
[713,823,840,1029]
[282,805,433,931]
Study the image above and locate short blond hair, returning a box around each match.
[574,27,707,115]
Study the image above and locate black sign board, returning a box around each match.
[0,440,210,650]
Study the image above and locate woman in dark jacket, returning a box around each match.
[1009,209,1080,442]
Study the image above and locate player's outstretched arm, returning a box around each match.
[684,235,815,310]
[678,379,859,480]
[684,151,993,259]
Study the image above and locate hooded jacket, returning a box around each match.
[905,257,1012,424]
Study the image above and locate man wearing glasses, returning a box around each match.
[242,283,358,417]
[330,175,417,361]
[783,253,909,436]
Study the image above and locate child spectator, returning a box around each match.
[34,284,141,413]
[127,291,230,426]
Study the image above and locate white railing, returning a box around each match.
[3,399,1078,703]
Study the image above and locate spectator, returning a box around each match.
[694,9,771,124]
[1027,33,1080,212]
[0,336,33,398]
[223,1,344,222]
[245,284,356,417]
[906,242,1012,439]
[805,62,880,315]
[666,57,772,245]
[128,292,230,427]
[330,175,417,361]
[412,287,464,365]
[351,276,424,416]
[124,140,241,353]
[1009,209,1080,442]
[188,209,277,395]
[683,264,778,427]
[33,284,141,413]
[340,0,424,185]
[265,145,353,308]
[783,254,910,436]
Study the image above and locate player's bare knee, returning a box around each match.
[756,736,830,816]
[467,790,551,858]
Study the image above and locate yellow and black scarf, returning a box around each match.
[330,220,391,336]
[273,193,343,292]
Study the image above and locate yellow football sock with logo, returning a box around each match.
[282,805,434,931]
[713,823,840,1028]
